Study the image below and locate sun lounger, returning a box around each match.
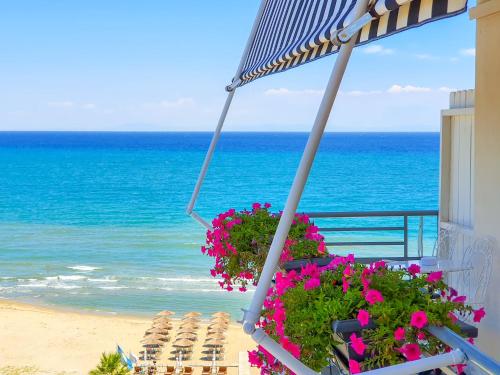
[183,366,194,375]
[201,366,211,375]
[164,366,175,375]
[217,367,227,375]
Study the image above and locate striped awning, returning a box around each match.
[231,0,467,88]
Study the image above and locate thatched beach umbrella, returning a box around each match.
[180,322,199,329]
[152,321,173,329]
[182,316,200,323]
[145,327,170,335]
[153,316,172,323]
[184,311,202,318]
[206,332,225,340]
[207,327,226,334]
[177,332,197,340]
[144,333,169,341]
[212,312,230,318]
[204,339,225,347]
[141,337,164,346]
[208,323,227,330]
[157,310,175,317]
[173,338,194,348]
[210,317,229,325]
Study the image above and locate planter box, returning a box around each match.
[283,257,332,272]
[329,318,478,372]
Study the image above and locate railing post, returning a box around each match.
[403,215,409,259]
[418,216,424,257]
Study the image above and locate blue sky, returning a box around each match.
[0,1,476,132]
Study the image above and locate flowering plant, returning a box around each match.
[249,255,484,374]
[202,203,327,291]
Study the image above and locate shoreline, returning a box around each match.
[0,299,255,375]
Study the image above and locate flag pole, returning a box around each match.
[186,0,269,226]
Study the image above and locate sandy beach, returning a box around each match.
[0,300,257,375]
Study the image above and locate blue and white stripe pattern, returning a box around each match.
[233,0,467,87]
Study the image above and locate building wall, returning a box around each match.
[470,0,500,359]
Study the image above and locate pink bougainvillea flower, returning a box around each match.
[365,289,384,305]
[426,271,443,283]
[410,311,428,329]
[248,350,263,367]
[452,295,467,304]
[448,311,458,323]
[417,332,426,340]
[239,287,247,292]
[467,337,475,345]
[349,333,366,355]
[473,307,486,323]
[252,202,261,212]
[318,241,326,254]
[280,336,301,358]
[264,202,271,209]
[304,276,321,290]
[408,264,421,276]
[455,364,466,374]
[399,343,422,361]
[357,309,370,327]
[342,276,350,293]
[394,327,406,341]
[349,359,361,374]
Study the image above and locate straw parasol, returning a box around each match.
[210,317,229,324]
[182,316,200,323]
[206,332,225,340]
[157,310,175,317]
[144,333,169,341]
[152,321,173,329]
[212,312,230,318]
[207,327,226,334]
[145,327,170,335]
[184,311,202,318]
[180,322,199,329]
[173,338,194,348]
[153,316,172,323]
[176,332,197,340]
[208,323,227,330]
[204,339,225,347]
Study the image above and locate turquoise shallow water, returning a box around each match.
[0,132,439,317]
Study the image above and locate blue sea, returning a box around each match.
[0,132,439,318]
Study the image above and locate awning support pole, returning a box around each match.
[186,0,269,225]
[242,0,371,335]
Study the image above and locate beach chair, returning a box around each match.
[201,366,211,375]
[183,366,194,375]
[217,367,227,375]
[165,366,175,375]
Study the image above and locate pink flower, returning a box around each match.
[448,312,458,323]
[426,271,443,283]
[342,277,350,293]
[248,350,262,367]
[357,309,370,327]
[455,364,466,374]
[239,287,247,292]
[394,327,405,341]
[349,333,366,355]
[452,295,467,304]
[365,289,384,305]
[417,332,426,340]
[399,343,421,361]
[304,276,321,290]
[410,311,428,329]
[408,264,421,276]
[264,202,271,209]
[349,359,361,374]
[252,203,261,211]
[467,337,475,345]
[280,336,301,358]
[318,241,326,254]
[473,307,486,323]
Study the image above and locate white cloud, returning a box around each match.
[438,86,457,93]
[264,88,324,97]
[460,48,476,57]
[158,97,195,108]
[48,101,74,108]
[362,45,394,55]
[82,103,96,109]
[387,85,432,94]
[415,53,439,61]
[343,90,383,96]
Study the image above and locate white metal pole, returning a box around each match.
[186,0,269,218]
[243,0,371,333]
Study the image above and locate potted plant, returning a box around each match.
[202,203,328,291]
[248,255,486,374]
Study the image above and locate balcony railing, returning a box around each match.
[305,210,439,263]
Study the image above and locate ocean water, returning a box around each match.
[0,132,439,318]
